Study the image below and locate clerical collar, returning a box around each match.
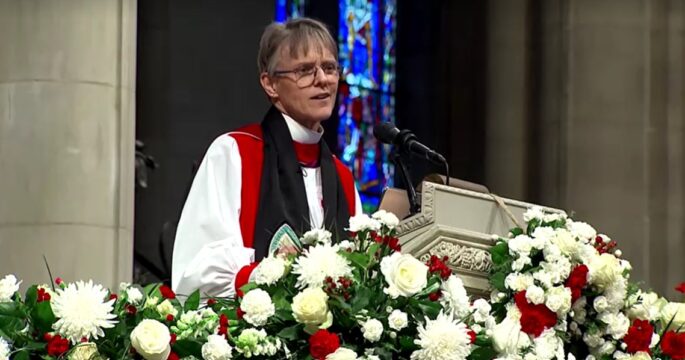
[282,113,324,144]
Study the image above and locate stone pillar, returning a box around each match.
[0,0,136,290]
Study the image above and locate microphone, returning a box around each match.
[373,123,447,165]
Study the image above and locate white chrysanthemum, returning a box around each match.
[348,214,381,232]
[411,312,472,360]
[302,228,333,245]
[550,229,579,257]
[202,334,233,360]
[372,210,400,229]
[126,287,144,306]
[0,275,21,302]
[440,275,470,317]
[241,289,275,327]
[0,337,10,360]
[253,256,287,286]
[361,318,384,342]
[51,280,117,343]
[388,309,408,331]
[326,347,358,360]
[292,243,352,289]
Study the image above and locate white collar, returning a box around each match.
[282,113,324,144]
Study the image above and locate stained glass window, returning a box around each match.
[275,0,396,213]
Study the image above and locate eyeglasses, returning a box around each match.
[272,62,342,87]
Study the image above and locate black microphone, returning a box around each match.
[373,123,447,165]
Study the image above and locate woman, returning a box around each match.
[172,17,362,299]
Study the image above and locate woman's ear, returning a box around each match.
[260,72,279,99]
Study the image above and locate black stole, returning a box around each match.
[252,107,351,260]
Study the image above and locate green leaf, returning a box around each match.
[276,324,301,341]
[239,283,258,295]
[489,242,510,266]
[509,227,524,237]
[24,286,38,308]
[184,290,200,312]
[12,350,30,360]
[367,243,381,257]
[469,346,498,360]
[399,335,418,351]
[474,335,491,347]
[143,283,160,296]
[0,303,23,318]
[173,339,203,358]
[526,219,541,234]
[340,252,371,269]
[31,301,56,334]
[350,287,371,314]
[416,300,441,319]
[274,308,295,322]
[489,272,507,292]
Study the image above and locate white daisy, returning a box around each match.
[51,280,117,343]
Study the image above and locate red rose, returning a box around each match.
[661,331,685,360]
[676,282,685,294]
[46,335,69,357]
[565,265,589,303]
[159,285,176,299]
[515,291,557,337]
[309,330,340,360]
[623,319,653,354]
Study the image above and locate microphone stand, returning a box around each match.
[390,150,421,216]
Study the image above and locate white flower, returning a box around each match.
[241,289,275,327]
[0,337,10,360]
[523,206,545,222]
[130,319,171,360]
[380,253,428,298]
[126,287,144,306]
[253,256,287,286]
[588,253,623,289]
[292,287,332,331]
[505,273,534,292]
[337,240,356,252]
[598,312,629,340]
[302,228,333,245]
[627,291,666,321]
[551,229,579,257]
[361,319,384,342]
[572,297,588,324]
[660,302,685,332]
[440,275,470,317]
[525,285,545,305]
[471,299,492,323]
[593,297,610,313]
[567,221,597,243]
[202,334,233,360]
[51,280,117,343]
[372,210,400,229]
[543,212,566,223]
[156,300,178,318]
[69,343,102,360]
[0,275,21,302]
[388,310,409,331]
[144,296,160,309]
[492,307,531,355]
[411,312,472,360]
[545,286,572,315]
[292,243,353,289]
[507,235,534,257]
[511,255,532,272]
[532,329,564,360]
[327,347,358,360]
[348,214,381,232]
[615,352,652,360]
[604,279,628,312]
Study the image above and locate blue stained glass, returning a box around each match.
[275,0,306,23]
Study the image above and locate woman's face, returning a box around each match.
[261,45,339,129]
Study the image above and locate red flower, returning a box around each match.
[55,277,63,286]
[207,298,217,306]
[514,291,557,337]
[427,255,452,280]
[467,329,476,344]
[388,237,402,252]
[166,314,174,322]
[428,290,442,302]
[236,307,244,320]
[623,319,654,354]
[675,282,685,294]
[109,293,118,301]
[565,265,589,303]
[168,352,180,360]
[661,331,685,359]
[309,330,340,360]
[218,314,229,338]
[170,334,177,345]
[126,304,137,315]
[37,288,51,302]
[159,285,176,299]
[46,335,69,357]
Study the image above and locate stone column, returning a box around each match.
[0,0,136,290]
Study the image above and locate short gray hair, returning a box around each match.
[258,17,338,75]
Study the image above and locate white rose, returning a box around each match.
[302,229,333,245]
[388,310,408,331]
[615,352,652,360]
[361,319,383,342]
[348,214,381,232]
[156,300,178,318]
[126,287,144,306]
[372,210,400,229]
[326,347,358,360]
[241,289,275,327]
[588,253,623,289]
[545,286,572,315]
[627,291,666,321]
[253,257,287,286]
[551,229,579,257]
[130,319,171,360]
[202,334,233,360]
[505,273,534,292]
[660,302,685,332]
[292,288,332,331]
[69,343,101,360]
[380,253,428,298]
[525,285,545,305]
[0,275,21,302]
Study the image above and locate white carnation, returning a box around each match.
[51,280,117,343]
[0,275,21,302]
[440,275,471,317]
[126,287,144,306]
[507,235,534,257]
[348,214,381,232]
[388,309,409,331]
[505,273,534,292]
[411,312,472,360]
[372,210,400,229]
[202,334,233,360]
[381,253,428,298]
[302,228,333,245]
[361,319,384,342]
[241,289,275,327]
[523,206,545,222]
[588,253,623,290]
[471,299,492,323]
[567,221,597,243]
[660,302,685,332]
[530,226,556,249]
[545,286,572,315]
[532,329,564,360]
[492,310,531,355]
[525,285,545,305]
[0,337,10,360]
[253,256,287,286]
[292,243,353,289]
[550,229,579,257]
[511,255,532,272]
[326,347,358,360]
[130,319,171,360]
[337,240,356,251]
[599,312,629,340]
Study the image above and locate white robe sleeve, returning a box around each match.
[171,135,253,299]
[354,187,363,215]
